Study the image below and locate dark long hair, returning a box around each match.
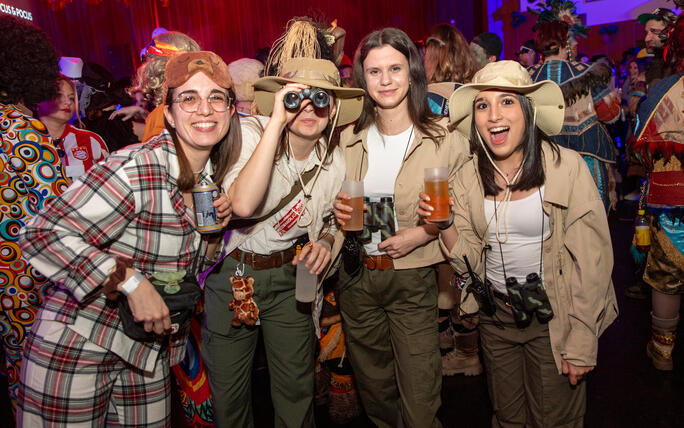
[352,27,443,138]
[470,94,560,196]
[164,87,242,191]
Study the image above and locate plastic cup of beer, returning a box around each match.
[424,167,450,222]
[340,180,364,231]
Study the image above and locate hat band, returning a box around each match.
[281,70,339,87]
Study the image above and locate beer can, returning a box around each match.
[191,183,223,234]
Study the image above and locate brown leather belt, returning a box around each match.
[229,247,297,270]
[363,254,394,271]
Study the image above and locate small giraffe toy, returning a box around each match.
[229,275,259,326]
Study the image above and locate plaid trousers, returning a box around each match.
[17,319,171,427]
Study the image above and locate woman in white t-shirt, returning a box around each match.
[201,58,364,428]
[332,27,469,428]
[419,60,617,427]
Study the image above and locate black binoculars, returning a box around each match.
[359,197,396,243]
[283,87,330,109]
[505,273,554,328]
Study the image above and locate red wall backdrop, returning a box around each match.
[31,0,486,79]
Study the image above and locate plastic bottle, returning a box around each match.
[295,244,317,303]
[635,209,651,252]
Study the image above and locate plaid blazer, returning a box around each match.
[20,131,208,372]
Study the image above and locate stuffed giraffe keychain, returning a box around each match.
[229,263,259,326]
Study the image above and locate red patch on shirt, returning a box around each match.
[71,146,89,161]
[273,199,304,237]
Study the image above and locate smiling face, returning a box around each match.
[163,71,233,156]
[474,90,525,161]
[287,94,336,141]
[37,79,76,124]
[362,45,411,111]
[645,19,666,52]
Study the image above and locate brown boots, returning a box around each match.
[647,312,679,371]
[440,317,483,376]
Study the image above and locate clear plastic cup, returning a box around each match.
[340,180,364,231]
[424,167,450,222]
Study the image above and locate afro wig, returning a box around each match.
[0,15,60,107]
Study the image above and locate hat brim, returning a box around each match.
[637,13,658,25]
[448,79,565,139]
[254,75,365,127]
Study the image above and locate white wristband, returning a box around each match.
[120,271,145,296]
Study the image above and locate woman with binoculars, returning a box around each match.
[418,60,618,427]
[332,27,469,428]
[200,57,364,427]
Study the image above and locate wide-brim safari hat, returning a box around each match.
[254,58,365,127]
[448,60,565,139]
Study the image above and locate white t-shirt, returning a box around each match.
[483,187,551,294]
[363,123,414,256]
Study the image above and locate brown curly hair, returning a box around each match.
[424,24,478,84]
[535,21,569,58]
[129,32,200,107]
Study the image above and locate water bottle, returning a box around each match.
[635,209,651,252]
[295,244,317,303]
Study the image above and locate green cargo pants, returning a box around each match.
[479,297,586,428]
[201,255,315,428]
[338,264,442,428]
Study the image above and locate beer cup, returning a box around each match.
[424,167,450,222]
[340,180,364,231]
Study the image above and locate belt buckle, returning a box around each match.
[249,252,257,268]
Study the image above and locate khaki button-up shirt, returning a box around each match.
[443,142,618,371]
[331,117,470,269]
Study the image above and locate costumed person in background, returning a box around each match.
[126,31,201,142]
[638,8,678,91]
[421,60,617,427]
[227,58,265,116]
[0,15,67,417]
[631,11,684,372]
[80,62,142,152]
[422,23,483,377]
[17,51,237,426]
[36,75,108,184]
[201,55,363,426]
[528,0,621,212]
[332,27,470,428]
[470,32,502,69]
[622,9,677,301]
[516,40,539,68]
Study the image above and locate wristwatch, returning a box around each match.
[436,214,454,230]
[120,271,145,296]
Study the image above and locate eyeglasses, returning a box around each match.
[173,91,232,113]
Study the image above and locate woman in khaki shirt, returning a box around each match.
[419,61,617,427]
[333,27,469,428]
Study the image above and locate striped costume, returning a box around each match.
[529,60,621,211]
